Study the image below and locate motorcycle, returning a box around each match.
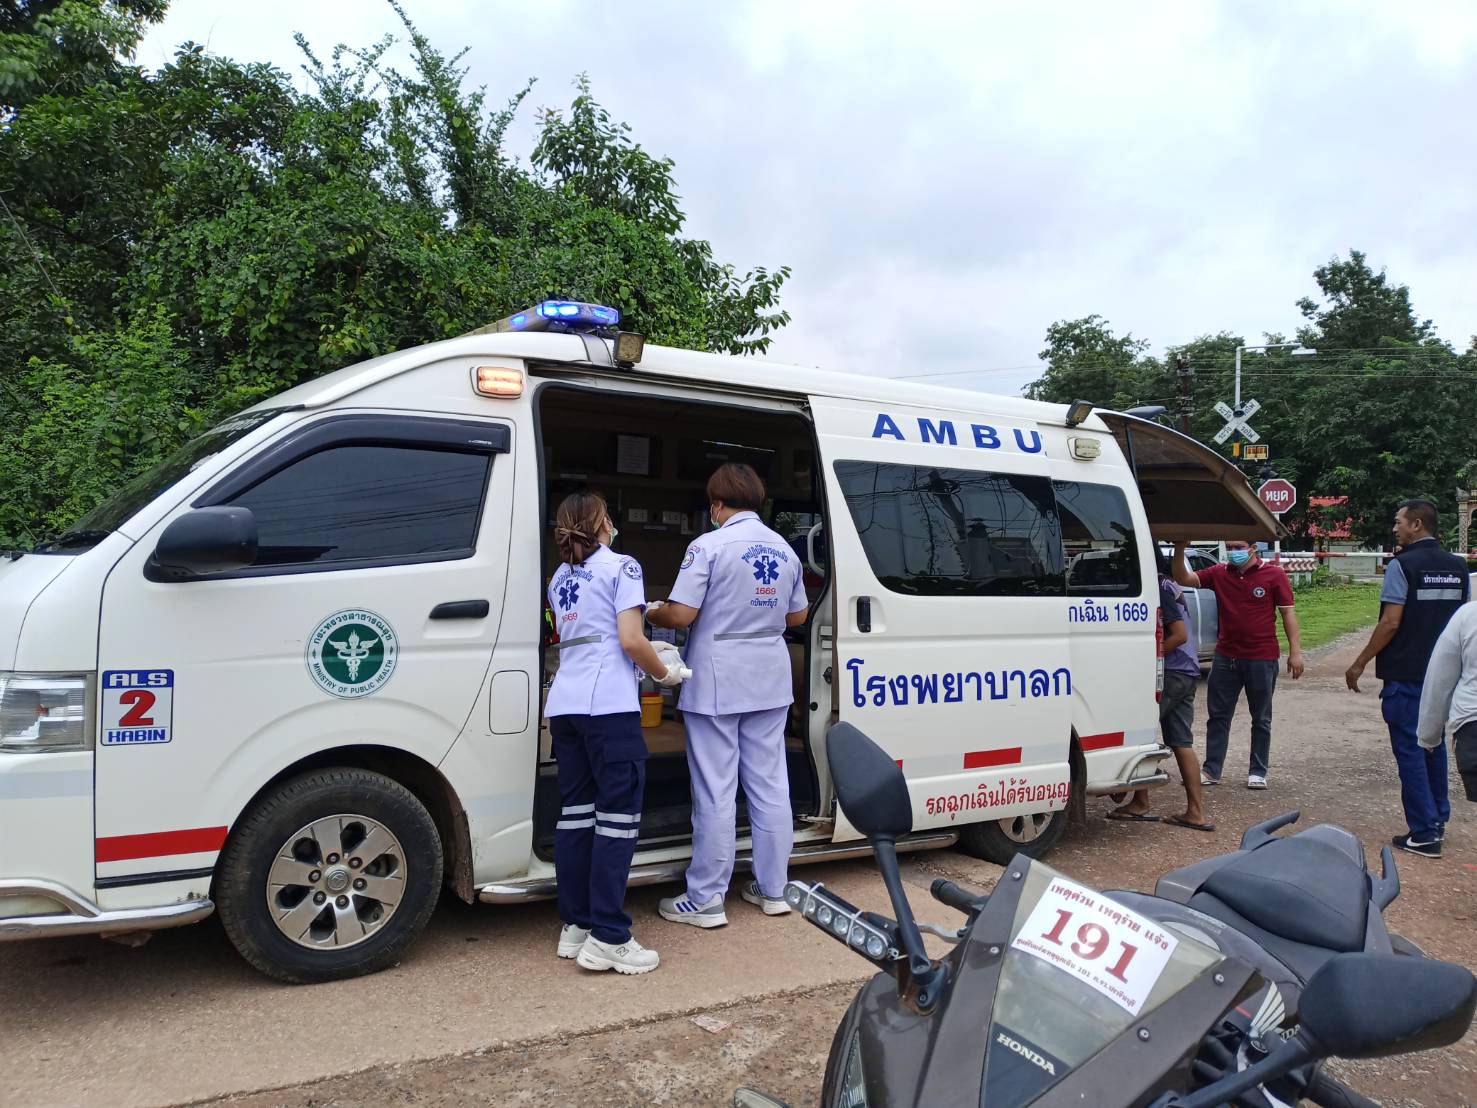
[735,723,1475,1108]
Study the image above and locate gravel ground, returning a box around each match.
[4,633,1473,1107]
[191,633,1477,1108]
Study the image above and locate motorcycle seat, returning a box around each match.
[1185,891,1342,983]
[1198,836,1369,954]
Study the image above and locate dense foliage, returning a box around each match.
[0,0,790,547]
[1027,252,1477,548]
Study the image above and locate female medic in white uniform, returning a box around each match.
[546,491,685,973]
[648,463,809,927]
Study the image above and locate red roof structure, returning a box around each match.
[1307,496,1352,540]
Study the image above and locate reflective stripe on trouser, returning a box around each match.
[549,713,646,945]
[683,706,793,904]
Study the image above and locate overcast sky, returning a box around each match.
[139,1,1477,397]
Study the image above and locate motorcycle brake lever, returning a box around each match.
[916,921,966,944]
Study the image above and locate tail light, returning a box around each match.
[1155,616,1165,703]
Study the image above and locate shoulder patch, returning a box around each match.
[622,559,643,581]
[681,546,699,571]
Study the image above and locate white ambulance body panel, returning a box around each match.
[0,318,1278,975]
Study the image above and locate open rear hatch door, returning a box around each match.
[1097,412,1285,542]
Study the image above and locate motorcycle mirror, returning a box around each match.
[1299,954,1476,1060]
[827,722,912,841]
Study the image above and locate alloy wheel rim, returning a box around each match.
[265,814,407,950]
[998,811,1052,844]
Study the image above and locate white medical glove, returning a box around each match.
[652,641,691,685]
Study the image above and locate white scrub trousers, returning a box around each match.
[683,706,793,904]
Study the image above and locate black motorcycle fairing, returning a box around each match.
[840,860,1261,1108]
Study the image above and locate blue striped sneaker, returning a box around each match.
[658,894,728,928]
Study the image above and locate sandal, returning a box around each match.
[1165,815,1216,832]
[1106,809,1161,822]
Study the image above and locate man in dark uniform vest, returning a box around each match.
[1346,499,1471,858]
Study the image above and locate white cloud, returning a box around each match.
[139,0,1477,396]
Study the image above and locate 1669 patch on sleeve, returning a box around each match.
[101,670,175,746]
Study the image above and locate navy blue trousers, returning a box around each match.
[550,713,647,944]
[1381,680,1450,841]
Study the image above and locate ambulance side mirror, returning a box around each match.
[147,507,259,580]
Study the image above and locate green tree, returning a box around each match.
[0,0,791,547]
[1026,315,1167,411]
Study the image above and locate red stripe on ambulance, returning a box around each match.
[95,826,228,863]
[1079,732,1126,752]
[963,747,1022,770]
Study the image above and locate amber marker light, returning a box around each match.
[473,366,524,397]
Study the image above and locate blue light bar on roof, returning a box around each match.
[490,300,621,334]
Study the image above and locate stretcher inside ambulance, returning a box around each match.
[0,300,1280,981]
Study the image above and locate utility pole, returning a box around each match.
[1174,354,1194,435]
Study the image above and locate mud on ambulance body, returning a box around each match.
[0,302,1278,981]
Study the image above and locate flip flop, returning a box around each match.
[1165,815,1216,832]
[1106,809,1161,822]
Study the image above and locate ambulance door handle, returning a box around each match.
[856,597,872,633]
[430,599,490,620]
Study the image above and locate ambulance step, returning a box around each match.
[477,831,959,903]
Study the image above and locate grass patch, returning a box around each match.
[1277,581,1382,653]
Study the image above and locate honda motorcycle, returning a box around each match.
[735,723,1475,1108]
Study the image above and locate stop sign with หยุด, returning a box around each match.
[1258,479,1297,515]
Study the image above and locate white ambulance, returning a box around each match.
[0,302,1277,981]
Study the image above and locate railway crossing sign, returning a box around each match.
[1212,398,1261,445]
[1258,479,1297,516]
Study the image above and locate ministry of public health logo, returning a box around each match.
[306,609,398,698]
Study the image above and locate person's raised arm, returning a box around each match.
[646,600,700,630]
[1171,542,1202,589]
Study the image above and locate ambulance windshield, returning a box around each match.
[34,409,285,554]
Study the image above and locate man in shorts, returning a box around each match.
[1108,554,1213,830]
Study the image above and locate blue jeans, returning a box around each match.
[1204,655,1278,779]
[1381,681,1450,841]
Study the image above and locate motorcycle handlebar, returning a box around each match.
[1304,1071,1381,1108]
[931,878,985,916]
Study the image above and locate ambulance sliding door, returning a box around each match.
[811,397,1072,840]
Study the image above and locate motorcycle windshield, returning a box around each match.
[981,861,1225,1105]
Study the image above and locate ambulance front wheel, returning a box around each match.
[215,767,443,984]
[956,806,1068,866]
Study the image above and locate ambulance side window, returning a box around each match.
[834,461,1063,597]
[227,445,491,568]
[1054,480,1141,597]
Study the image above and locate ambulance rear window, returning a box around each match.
[834,461,1063,597]
[1055,481,1142,598]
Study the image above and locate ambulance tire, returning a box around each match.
[955,807,1068,866]
[215,768,443,984]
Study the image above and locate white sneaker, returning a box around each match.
[557,923,591,959]
[575,935,660,974]
[741,881,791,916]
[1247,775,1268,790]
[1200,773,1220,786]
[658,894,728,928]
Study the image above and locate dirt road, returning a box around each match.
[3,635,1474,1107]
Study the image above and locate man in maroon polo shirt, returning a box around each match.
[1174,541,1304,789]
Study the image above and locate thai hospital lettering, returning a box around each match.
[869,413,1045,455]
[927,778,1072,820]
[845,658,1071,708]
